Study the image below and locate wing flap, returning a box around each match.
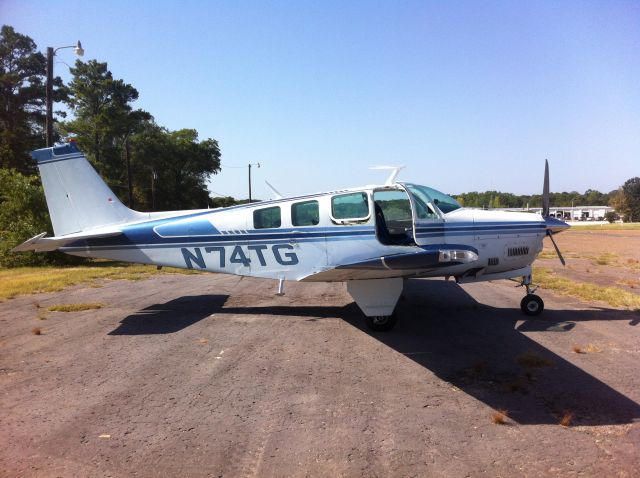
[300,246,479,282]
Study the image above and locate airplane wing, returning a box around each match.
[12,228,123,252]
[300,246,478,282]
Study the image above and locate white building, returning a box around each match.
[494,206,614,221]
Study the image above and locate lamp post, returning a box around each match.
[46,41,84,147]
[248,162,260,202]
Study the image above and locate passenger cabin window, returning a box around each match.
[331,192,369,222]
[253,206,281,229]
[292,200,319,226]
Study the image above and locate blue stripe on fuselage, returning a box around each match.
[65,218,544,250]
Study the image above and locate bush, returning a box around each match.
[0,169,82,267]
[604,211,619,224]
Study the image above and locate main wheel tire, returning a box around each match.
[364,314,398,332]
[520,294,544,316]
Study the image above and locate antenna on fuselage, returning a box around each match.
[264,180,283,199]
[370,165,406,186]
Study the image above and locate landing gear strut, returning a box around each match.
[519,274,544,316]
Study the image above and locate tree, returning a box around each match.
[130,123,221,211]
[619,177,640,223]
[0,169,46,266]
[609,188,627,220]
[63,59,150,201]
[0,25,66,173]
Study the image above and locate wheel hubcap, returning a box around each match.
[372,316,388,325]
[527,301,539,312]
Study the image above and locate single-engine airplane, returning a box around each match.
[14,142,569,331]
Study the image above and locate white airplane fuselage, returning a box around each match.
[60,186,547,284]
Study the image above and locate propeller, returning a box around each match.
[542,159,567,266]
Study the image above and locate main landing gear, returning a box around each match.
[519,274,544,316]
[364,313,398,332]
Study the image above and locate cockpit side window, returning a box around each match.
[373,189,415,246]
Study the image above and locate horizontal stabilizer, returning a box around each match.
[12,228,123,252]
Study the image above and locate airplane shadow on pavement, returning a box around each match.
[346,278,640,427]
[213,279,640,427]
[107,280,640,427]
[109,295,229,335]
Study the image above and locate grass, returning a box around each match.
[573,343,601,354]
[0,262,199,301]
[492,409,509,425]
[591,252,617,266]
[572,223,640,231]
[537,251,560,260]
[616,279,638,289]
[534,266,640,309]
[516,351,553,369]
[47,302,104,312]
[559,411,574,427]
[504,377,527,393]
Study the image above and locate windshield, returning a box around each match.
[403,183,462,215]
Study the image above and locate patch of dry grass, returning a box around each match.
[559,411,573,427]
[0,262,199,301]
[574,223,640,231]
[31,327,41,335]
[616,279,638,289]
[465,360,488,377]
[504,377,527,393]
[517,351,553,368]
[573,343,601,354]
[47,302,104,312]
[537,251,559,260]
[534,266,640,309]
[591,252,617,266]
[492,409,509,425]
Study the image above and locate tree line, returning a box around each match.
[454,189,613,209]
[452,184,639,223]
[0,25,221,266]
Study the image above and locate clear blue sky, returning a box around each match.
[3,0,639,200]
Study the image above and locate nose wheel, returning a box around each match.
[516,273,545,316]
[520,294,544,316]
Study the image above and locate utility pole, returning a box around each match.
[125,138,133,208]
[45,41,84,147]
[46,47,54,147]
[151,169,157,211]
[248,162,260,202]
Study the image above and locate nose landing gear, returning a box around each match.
[518,274,544,316]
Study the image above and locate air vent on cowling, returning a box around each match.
[508,246,530,257]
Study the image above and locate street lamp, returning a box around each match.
[46,40,84,147]
[248,162,260,202]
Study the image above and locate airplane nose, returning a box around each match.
[544,216,570,235]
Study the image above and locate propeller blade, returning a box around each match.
[542,159,550,218]
[547,230,566,266]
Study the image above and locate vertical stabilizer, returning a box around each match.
[32,142,141,236]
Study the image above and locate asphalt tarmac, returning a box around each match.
[1,273,639,477]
